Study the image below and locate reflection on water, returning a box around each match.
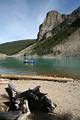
[0,57,80,78]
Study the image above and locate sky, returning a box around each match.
[0,0,80,44]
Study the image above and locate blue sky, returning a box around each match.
[0,0,80,44]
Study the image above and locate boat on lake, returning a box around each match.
[23,58,35,64]
[23,53,36,64]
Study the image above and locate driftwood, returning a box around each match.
[0,74,74,82]
[0,111,21,120]
[0,82,57,120]
[6,82,57,113]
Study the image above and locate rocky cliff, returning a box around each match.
[52,28,80,57]
[31,6,80,57]
[37,11,67,41]
[14,6,80,58]
[37,7,80,41]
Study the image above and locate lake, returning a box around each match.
[0,57,80,79]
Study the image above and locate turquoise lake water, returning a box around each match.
[0,57,80,79]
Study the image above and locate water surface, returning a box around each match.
[0,57,80,79]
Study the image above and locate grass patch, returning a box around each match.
[0,39,35,55]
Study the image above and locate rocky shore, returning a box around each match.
[0,75,80,119]
[0,53,7,59]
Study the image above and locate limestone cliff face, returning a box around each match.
[37,7,80,41]
[37,11,67,41]
[52,29,80,57]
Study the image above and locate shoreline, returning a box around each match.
[0,74,80,118]
[0,74,75,83]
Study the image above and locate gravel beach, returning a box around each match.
[0,78,80,118]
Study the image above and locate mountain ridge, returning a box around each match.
[37,6,80,41]
[30,6,80,57]
[0,6,80,58]
[0,39,35,55]
[37,10,67,41]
